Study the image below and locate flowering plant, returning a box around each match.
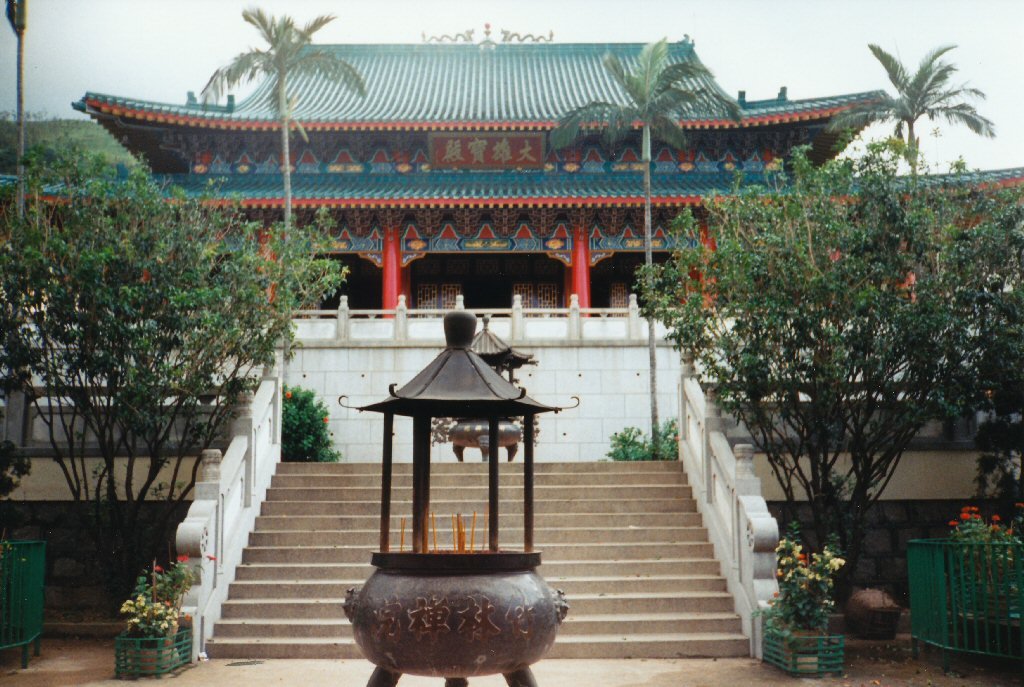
[948,504,1023,545]
[760,523,845,639]
[119,556,194,638]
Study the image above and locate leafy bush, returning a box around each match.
[282,386,341,462]
[607,420,678,461]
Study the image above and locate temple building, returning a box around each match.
[76,32,885,311]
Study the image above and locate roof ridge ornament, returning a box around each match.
[422,28,474,44]
[421,24,554,46]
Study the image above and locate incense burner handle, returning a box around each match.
[343,586,361,622]
[554,588,569,624]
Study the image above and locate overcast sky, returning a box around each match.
[1,0,1021,172]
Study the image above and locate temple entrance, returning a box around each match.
[411,254,565,309]
[590,252,670,307]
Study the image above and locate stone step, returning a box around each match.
[260,498,696,516]
[253,512,702,531]
[232,557,723,581]
[204,633,750,660]
[276,461,684,475]
[226,574,727,600]
[264,484,693,501]
[271,471,687,488]
[242,541,715,564]
[548,633,750,659]
[248,525,710,547]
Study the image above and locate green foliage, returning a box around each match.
[607,420,678,461]
[760,523,845,637]
[282,386,340,462]
[0,115,135,173]
[0,439,29,499]
[120,557,194,638]
[0,148,343,595]
[644,142,1024,589]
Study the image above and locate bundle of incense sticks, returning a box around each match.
[407,511,479,553]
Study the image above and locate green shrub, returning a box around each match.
[282,386,341,462]
[607,420,678,461]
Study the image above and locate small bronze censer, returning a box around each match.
[343,311,569,687]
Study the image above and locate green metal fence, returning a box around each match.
[908,539,1023,670]
[0,540,46,669]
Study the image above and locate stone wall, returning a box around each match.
[1,500,188,617]
[290,333,680,463]
[767,499,994,604]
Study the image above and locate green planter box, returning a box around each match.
[114,627,192,678]
[763,631,845,676]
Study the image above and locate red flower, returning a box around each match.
[991,514,1002,522]
[961,513,970,520]
[285,391,292,399]
[205,554,217,561]
[323,417,329,424]
[177,554,190,563]
[154,565,164,573]
[948,520,958,527]
[973,514,982,520]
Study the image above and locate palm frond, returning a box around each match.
[868,43,909,93]
[299,14,335,40]
[636,39,670,104]
[826,99,897,133]
[201,50,272,103]
[930,103,995,137]
[242,8,281,47]
[649,114,689,150]
[294,51,367,97]
[550,101,631,149]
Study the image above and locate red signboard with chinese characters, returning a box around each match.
[428,132,546,170]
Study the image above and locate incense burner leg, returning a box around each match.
[453,445,465,462]
[507,443,518,462]
[367,666,402,687]
[479,435,490,462]
[444,679,468,687]
[503,667,539,687]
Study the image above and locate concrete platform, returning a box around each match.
[3,637,1023,687]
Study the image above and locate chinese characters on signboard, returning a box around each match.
[429,132,546,169]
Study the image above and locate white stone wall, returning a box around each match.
[286,334,680,463]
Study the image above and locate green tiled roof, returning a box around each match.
[151,166,1024,207]
[77,41,883,129]
[156,170,767,207]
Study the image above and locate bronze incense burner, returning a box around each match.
[343,311,568,687]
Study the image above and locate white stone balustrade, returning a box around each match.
[175,372,282,660]
[678,353,779,658]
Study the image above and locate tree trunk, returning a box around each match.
[642,125,660,454]
[16,26,25,220]
[279,76,292,231]
[906,120,918,177]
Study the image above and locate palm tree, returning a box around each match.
[550,39,739,456]
[829,44,994,174]
[202,8,366,229]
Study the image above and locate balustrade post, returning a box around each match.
[336,295,350,341]
[455,294,465,310]
[703,385,722,504]
[200,448,222,483]
[232,392,255,507]
[394,295,408,341]
[627,294,643,340]
[511,294,525,341]
[568,294,582,340]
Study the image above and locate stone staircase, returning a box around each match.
[204,461,749,659]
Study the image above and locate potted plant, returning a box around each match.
[115,556,194,678]
[760,523,846,675]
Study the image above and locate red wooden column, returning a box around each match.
[382,226,402,310]
[570,224,591,309]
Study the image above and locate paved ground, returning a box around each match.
[1,637,1021,686]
